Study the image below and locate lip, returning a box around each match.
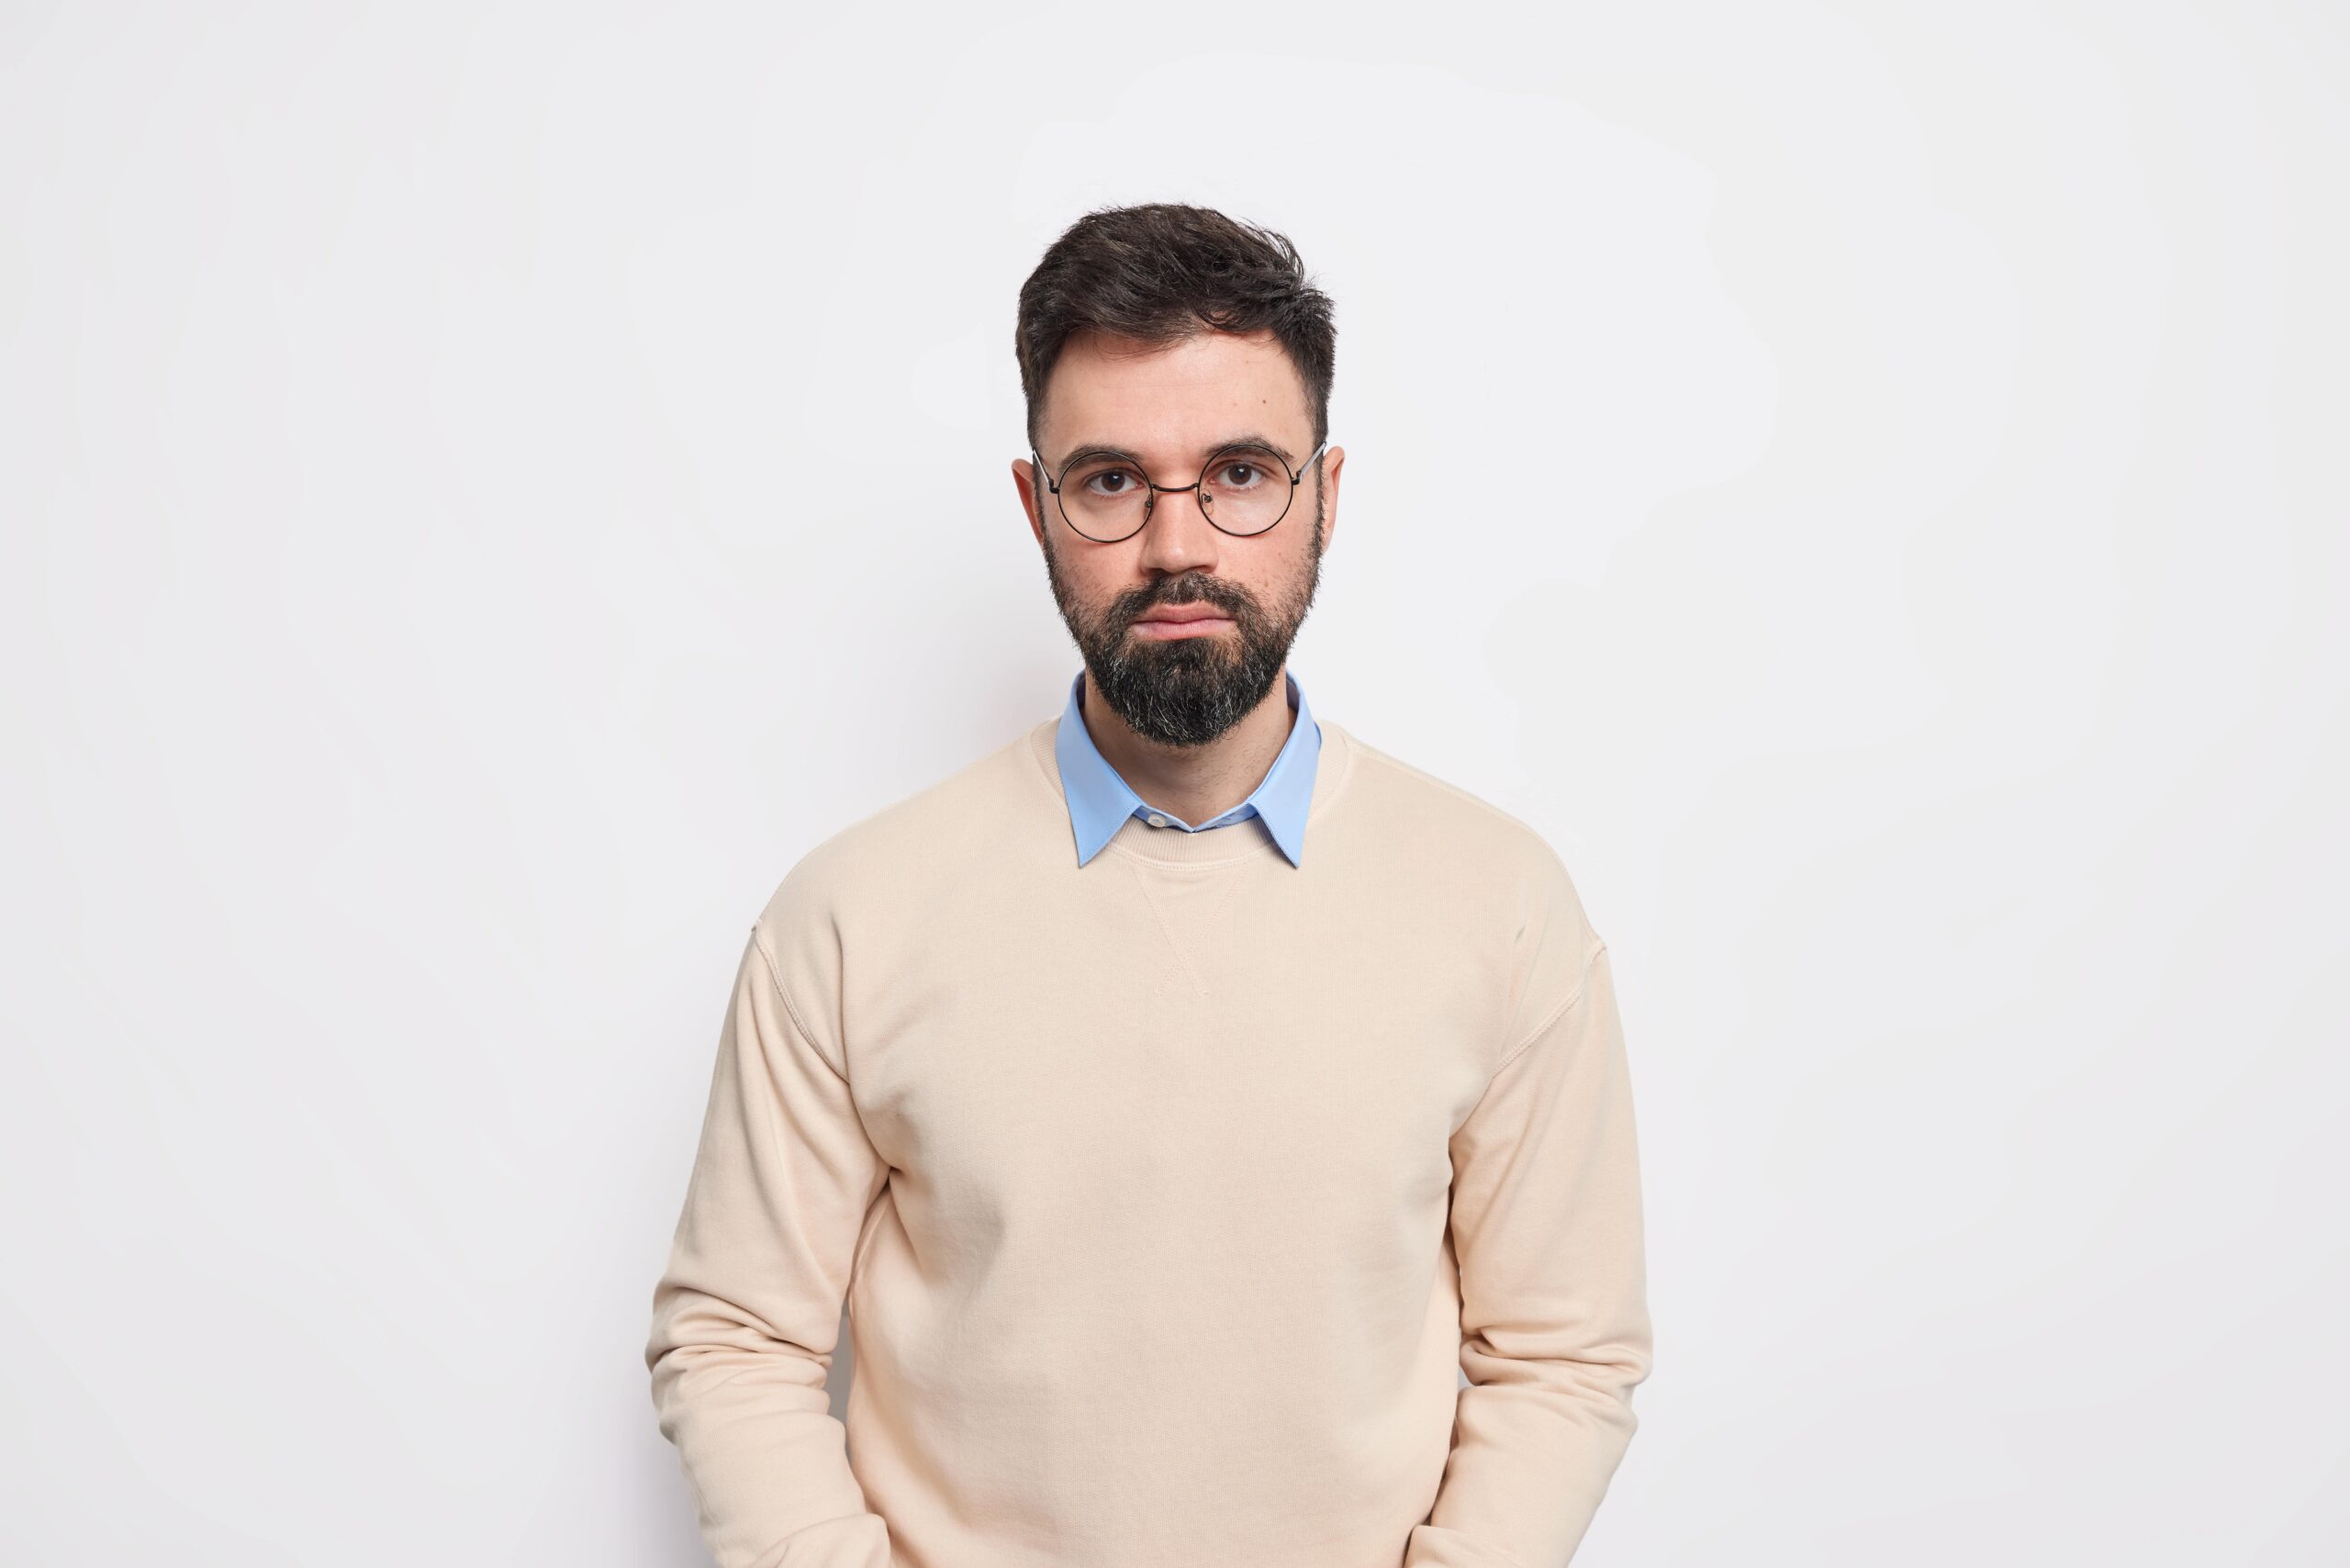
[1131,607,1233,640]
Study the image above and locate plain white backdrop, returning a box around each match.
[4,1,2344,1562]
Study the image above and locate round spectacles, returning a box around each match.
[1031,440,1328,543]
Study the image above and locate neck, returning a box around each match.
[1078,666,1296,825]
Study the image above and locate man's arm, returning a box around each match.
[645,921,894,1568]
[1404,942,1653,1568]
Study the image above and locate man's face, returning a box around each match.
[1013,328,1344,749]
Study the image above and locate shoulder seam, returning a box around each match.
[748,920,849,1083]
[1494,938,1608,1072]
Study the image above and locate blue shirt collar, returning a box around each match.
[1055,667,1321,868]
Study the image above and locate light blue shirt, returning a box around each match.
[1056,667,1321,868]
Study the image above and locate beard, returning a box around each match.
[1044,490,1325,749]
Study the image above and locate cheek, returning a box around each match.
[1239,539,1314,600]
[1052,552,1134,617]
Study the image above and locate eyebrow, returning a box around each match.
[1050,432,1297,469]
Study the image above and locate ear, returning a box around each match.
[1012,456,1047,551]
[1315,445,1344,552]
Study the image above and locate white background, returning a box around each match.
[4,1,2344,1562]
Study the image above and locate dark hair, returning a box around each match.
[1014,202,1336,459]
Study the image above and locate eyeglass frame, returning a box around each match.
[1028,438,1331,543]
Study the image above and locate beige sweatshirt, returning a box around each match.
[645,711,1652,1568]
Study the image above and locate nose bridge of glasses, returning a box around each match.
[1121,472,1217,544]
[1151,470,1213,513]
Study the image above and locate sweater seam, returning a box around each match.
[1104,834,1283,869]
[750,922,850,1084]
[1492,939,1607,1075]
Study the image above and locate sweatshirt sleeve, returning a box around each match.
[645,921,896,1568]
[1404,942,1653,1568]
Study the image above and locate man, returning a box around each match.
[645,203,1652,1568]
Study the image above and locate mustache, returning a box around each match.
[1118,578,1254,622]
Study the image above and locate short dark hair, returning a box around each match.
[1014,202,1336,459]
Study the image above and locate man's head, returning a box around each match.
[1011,203,1342,749]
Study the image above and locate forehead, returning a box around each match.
[1038,328,1309,456]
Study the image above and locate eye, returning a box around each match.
[1079,466,1141,498]
[1212,454,1275,489]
